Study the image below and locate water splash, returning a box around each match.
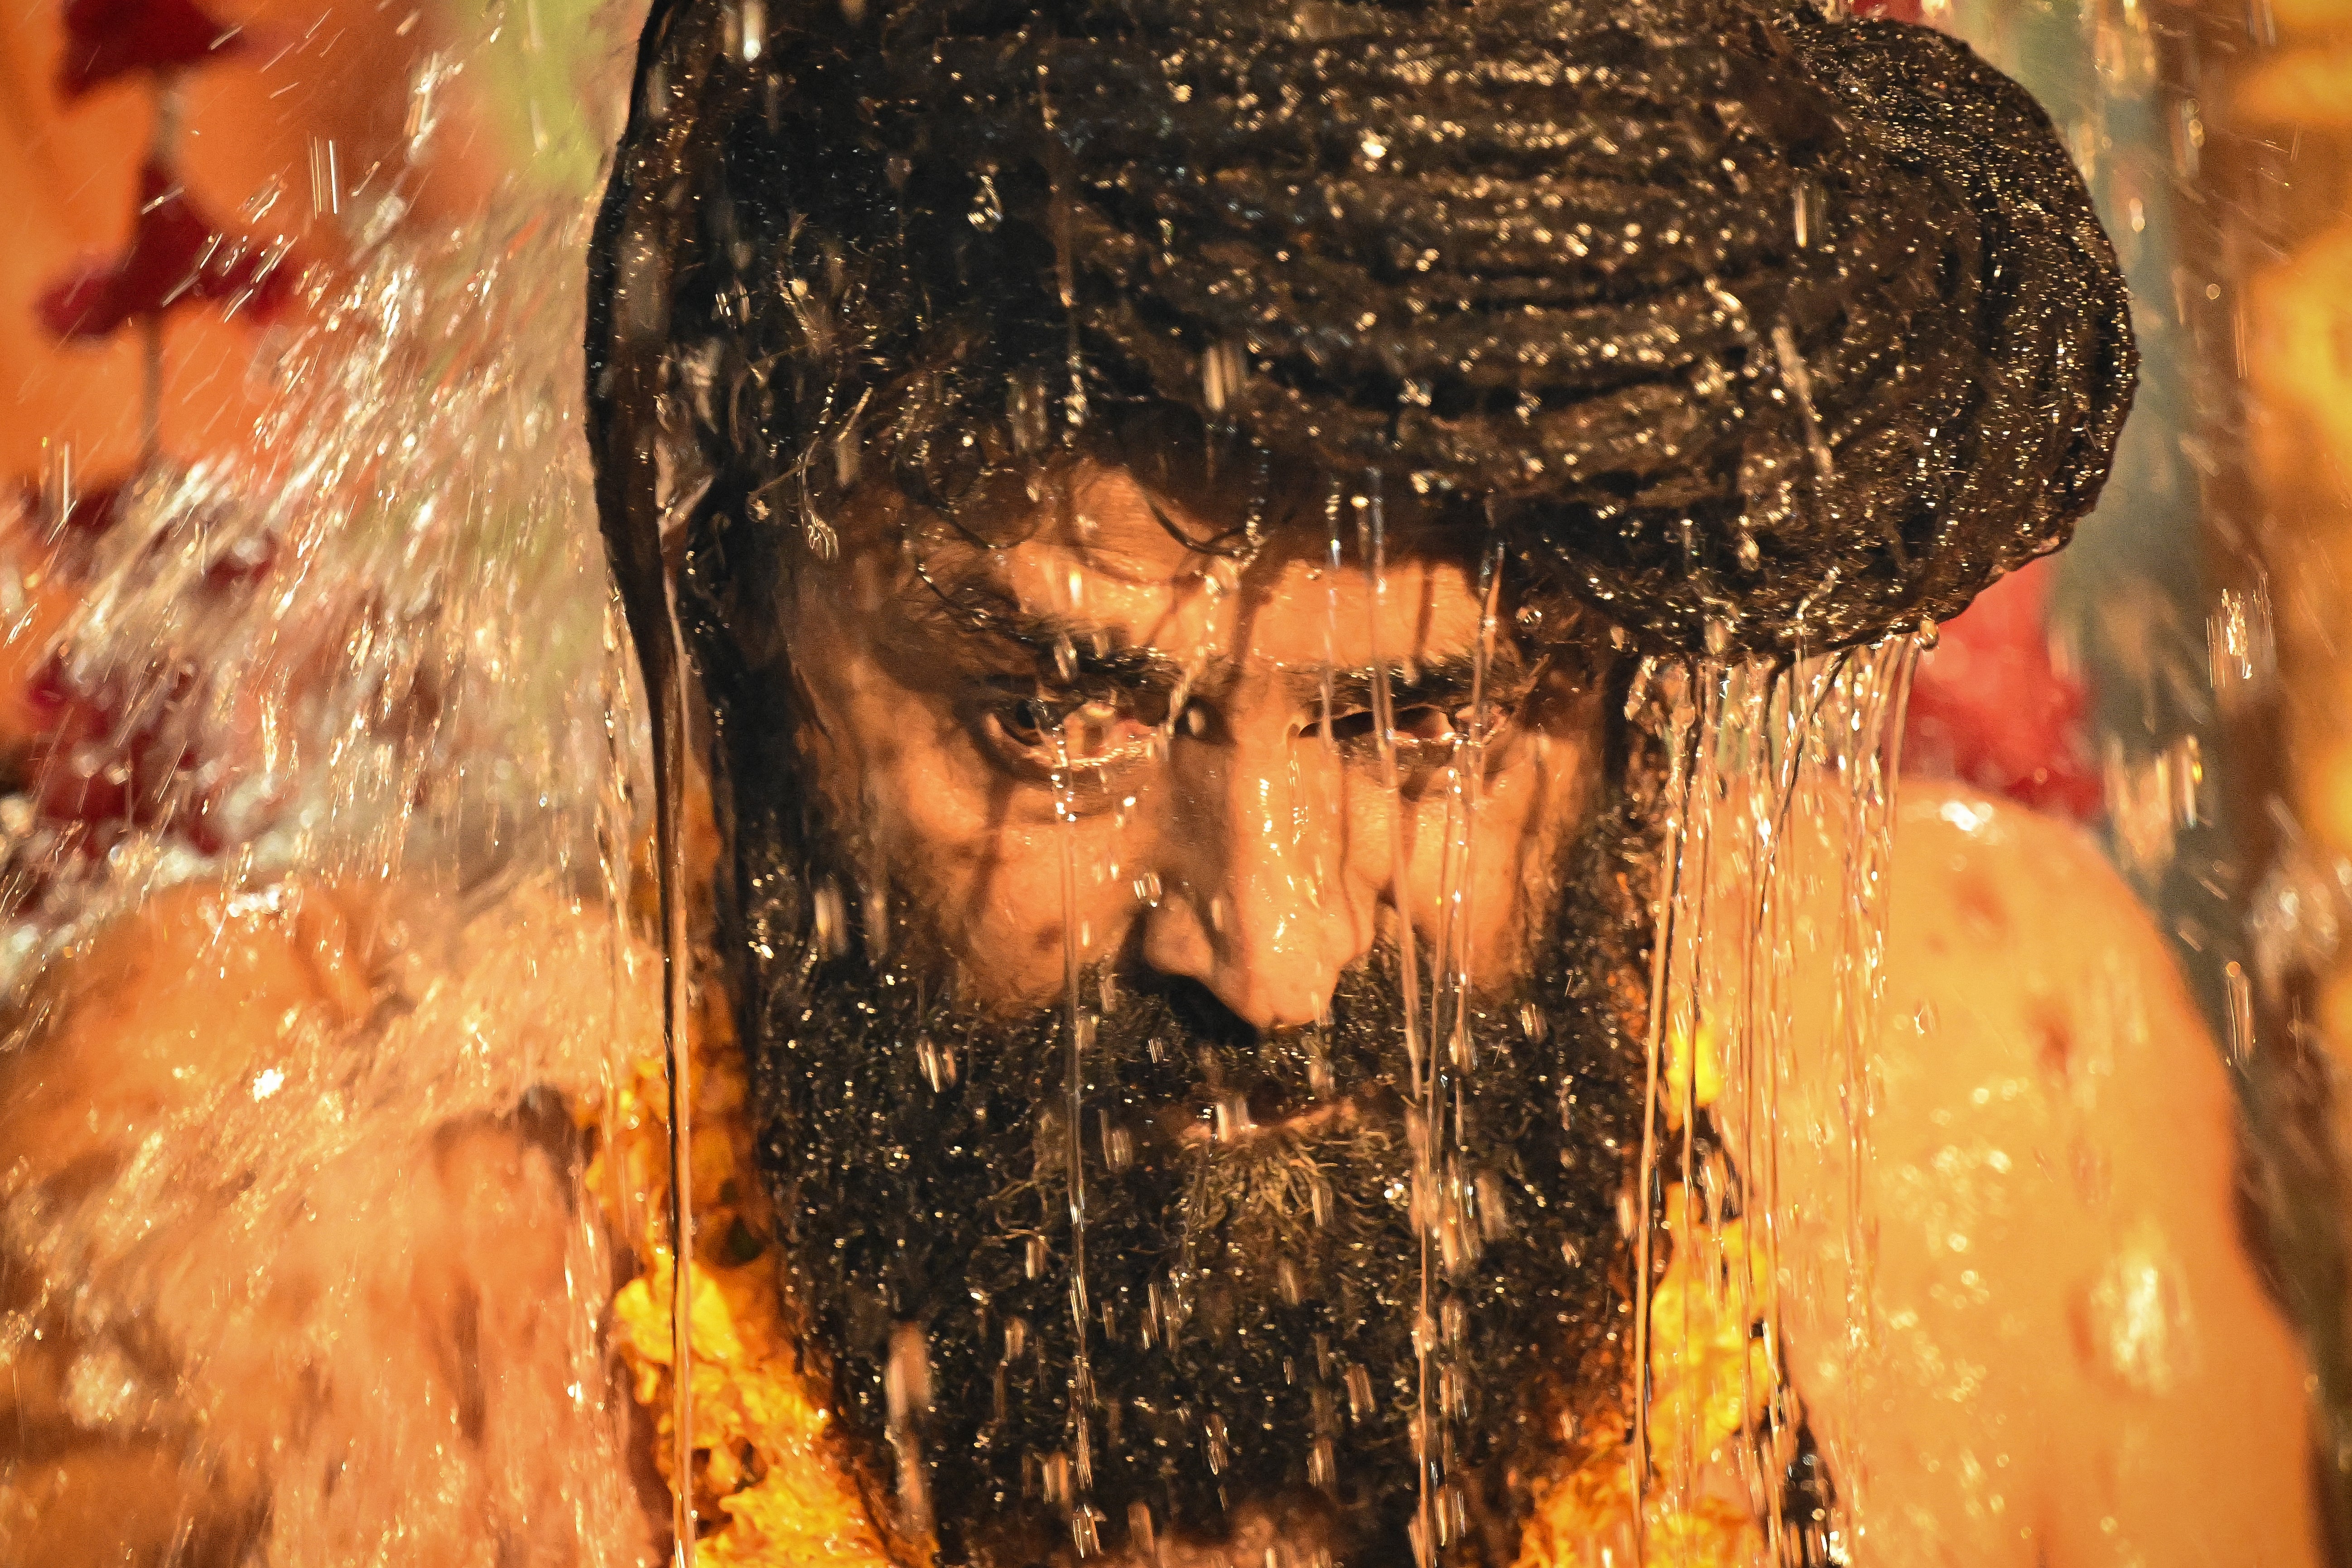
[0,184,661,1559]
[1628,637,1918,1565]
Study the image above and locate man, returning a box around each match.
[0,2,2324,1566]
[576,0,2318,1562]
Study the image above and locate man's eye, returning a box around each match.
[981,691,1157,773]
[992,697,1059,749]
[1316,704,1468,751]
[1392,704,1462,745]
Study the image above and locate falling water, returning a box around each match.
[653,573,701,1568]
[1056,729,1100,1558]
[1615,640,1915,1566]
[10,0,2352,1563]
[1424,537,1506,1562]
[0,192,659,1567]
[1351,476,1441,1568]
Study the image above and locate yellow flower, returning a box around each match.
[594,974,1774,1568]
[1663,1017,1724,1129]
[595,981,895,1568]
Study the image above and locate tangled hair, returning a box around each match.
[588,0,2133,688]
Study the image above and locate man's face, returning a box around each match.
[783,464,1605,1019]
[747,462,1645,1566]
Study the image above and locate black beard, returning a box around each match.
[737,809,1651,1568]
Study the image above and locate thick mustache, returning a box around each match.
[1149,1092,1413,1251]
[1152,1105,1410,1322]
[1157,1076,1411,1149]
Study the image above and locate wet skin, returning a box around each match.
[781,461,1606,1031]
[757,463,1642,1565]
[0,464,2327,1567]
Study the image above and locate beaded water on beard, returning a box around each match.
[737,784,1656,1568]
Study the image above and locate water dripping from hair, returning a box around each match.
[1349,471,1441,1567]
[654,557,701,1568]
[1053,726,1101,1557]
[1428,537,1504,1560]
[1626,637,1920,1563]
[1629,658,1700,1563]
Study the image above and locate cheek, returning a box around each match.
[909,810,1144,1010]
[1396,735,1595,977]
[799,656,1146,1008]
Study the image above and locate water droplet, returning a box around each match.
[885,1323,933,1536]
[2080,1225,2198,1395]
[1343,1363,1373,1422]
[1310,1436,1336,1489]
[2225,960,2255,1065]
[812,878,847,956]
[1099,1111,1133,1171]
[2207,581,2275,713]
[969,170,1002,232]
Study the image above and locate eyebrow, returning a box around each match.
[910,578,1198,687]
[911,573,1532,713]
[1309,645,1533,720]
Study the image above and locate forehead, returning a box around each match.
[911,463,1491,662]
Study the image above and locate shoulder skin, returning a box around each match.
[0,878,660,1567]
[1797,781,2324,1568]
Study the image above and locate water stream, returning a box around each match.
[1,0,2345,1565]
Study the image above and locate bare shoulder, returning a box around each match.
[1857,781,2321,1567]
[0,881,378,1184]
[0,877,658,1565]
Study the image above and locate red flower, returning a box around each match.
[36,160,293,341]
[1904,557,2103,820]
[57,0,246,99]
[21,532,293,862]
[9,478,126,538]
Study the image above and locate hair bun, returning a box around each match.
[590,0,2135,660]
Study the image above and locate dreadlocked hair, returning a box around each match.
[590,0,2135,675]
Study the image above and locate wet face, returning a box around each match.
[783,463,1606,1021]
[738,462,1647,1566]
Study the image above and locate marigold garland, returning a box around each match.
[590,985,895,1568]
[593,1008,1775,1567]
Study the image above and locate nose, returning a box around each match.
[1137,720,1375,1033]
